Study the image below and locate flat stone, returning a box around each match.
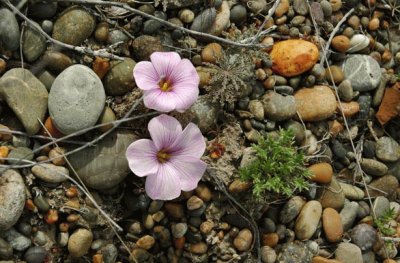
[322,208,343,243]
[339,183,364,200]
[293,0,309,15]
[280,196,306,224]
[189,96,219,133]
[360,158,388,176]
[22,23,47,62]
[335,242,363,263]
[270,39,319,77]
[340,201,359,231]
[104,58,136,96]
[318,177,345,210]
[0,8,20,51]
[376,136,400,162]
[342,55,381,92]
[372,196,390,218]
[261,92,296,121]
[277,241,314,262]
[48,65,105,135]
[350,224,377,251]
[0,170,26,231]
[28,1,57,19]
[68,228,93,258]
[68,130,137,190]
[7,147,34,165]
[52,6,95,45]
[367,175,399,199]
[348,34,370,53]
[295,200,322,240]
[295,86,337,122]
[0,68,48,135]
[1,228,31,251]
[31,163,69,183]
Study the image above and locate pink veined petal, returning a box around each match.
[170,123,205,158]
[150,52,182,80]
[126,139,159,177]
[169,58,200,87]
[143,89,178,113]
[171,84,199,112]
[168,157,207,191]
[133,61,160,91]
[148,114,182,150]
[145,165,181,200]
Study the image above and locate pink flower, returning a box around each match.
[133,52,200,112]
[126,114,206,200]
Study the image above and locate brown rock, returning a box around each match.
[337,101,360,118]
[313,256,343,263]
[262,233,279,247]
[233,228,253,252]
[0,59,5,75]
[195,183,212,202]
[376,83,400,126]
[275,0,290,17]
[164,203,185,219]
[187,195,203,210]
[228,179,251,193]
[322,208,343,242]
[326,66,344,84]
[188,242,208,254]
[270,39,319,77]
[136,235,155,250]
[295,86,337,121]
[42,51,73,73]
[331,35,350,53]
[295,200,322,240]
[308,163,333,184]
[329,120,344,137]
[201,43,222,64]
[318,177,345,210]
[367,174,399,199]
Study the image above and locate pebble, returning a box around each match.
[262,233,279,247]
[27,245,47,260]
[188,242,208,254]
[348,34,370,53]
[295,200,322,240]
[261,246,277,263]
[52,7,96,45]
[360,158,388,176]
[350,224,377,251]
[131,35,164,61]
[37,71,55,92]
[164,202,185,219]
[295,86,337,122]
[308,163,333,184]
[8,147,34,165]
[340,201,359,231]
[195,183,212,202]
[342,55,381,91]
[248,100,264,121]
[201,43,222,64]
[28,1,57,19]
[330,0,342,11]
[0,170,26,231]
[280,196,306,224]
[284,120,305,144]
[261,92,296,121]
[326,66,344,84]
[270,39,319,77]
[0,8,20,51]
[0,237,12,259]
[339,183,364,200]
[48,64,105,135]
[22,24,47,62]
[104,58,136,96]
[136,235,155,250]
[372,196,390,218]
[337,80,354,102]
[189,96,219,133]
[171,223,187,238]
[332,35,350,53]
[101,244,118,263]
[293,0,308,15]
[322,208,343,242]
[275,0,289,17]
[277,241,314,262]
[233,228,253,252]
[367,175,399,198]
[69,131,137,190]
[376,136,400,162]
[230,4,247,25]
[1,228,31,251]
[338,101,360,117]
[94,22,109,42]
[0,68,48,135]
[318,177,345,210]
[335,242,363,263]
[206,1,230,36]
[190,8,216,33]
[68,228,93,258]
[31,163,69,183]
[228,179,251,193]
[312,256,342,263]
[42,51,73,73]
[187,196,203,210]
[48,147,66,166]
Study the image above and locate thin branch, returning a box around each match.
[251,0,281,44]
[53,0,272,49]
[2,0,125,60]
[320,8,355,65]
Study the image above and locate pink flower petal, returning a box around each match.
[171,123,205,158]
[170,58,200,87]
[150,52,181,80]
[169,157,207,191]
[148,114,182,149]
[145,165,181,200]
[143,89,185,113]
[133,61,160,91]
[126,139,159,177]
[172,85,199,113]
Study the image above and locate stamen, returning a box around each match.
[159,78,172,92]
[157,149,171,163]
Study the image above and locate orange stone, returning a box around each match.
[376,83,400,126]
[201,43,222,64]
[0,124,12,141]
[43,116,64,138]
[0,146,9,164]
[328,120,343,137]
[322,208,343,243]
[312,256,343,263]
[331,35,350,53]
[174,237,185,250]
[92,254,104,263]
[92,57,110,79]
[270,39,319,77]
[308,163,333,184]
[337,101,360,118]
[295,86,337,121]
[383,259,396,263]
[262,233,279,247]
[44,209,59,224]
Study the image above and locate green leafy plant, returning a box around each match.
[239,129,311,200]
[375,207,397,236]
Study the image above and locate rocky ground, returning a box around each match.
[1,0,400,262]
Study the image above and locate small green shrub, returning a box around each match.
[375,207,397,236]
[239,129,311,199]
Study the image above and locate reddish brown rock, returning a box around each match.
[308,163,333,184]
[295,86,337,121]
[322,208,343,242]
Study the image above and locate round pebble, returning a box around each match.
[68,228,93,258]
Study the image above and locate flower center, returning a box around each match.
[157,149,171,163]
[159,78,172,92]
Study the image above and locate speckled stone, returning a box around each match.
[0,8,20,51]
[342,55,381,92]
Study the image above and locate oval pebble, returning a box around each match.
[68,228,93,258]
[31,163,69,183]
